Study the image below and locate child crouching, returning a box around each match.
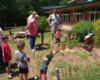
[56,29,62,43]
[15,41,29,80]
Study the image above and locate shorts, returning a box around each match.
[19,67,29,74]
[5,61,10,67]
[51,27,58,33]
[56,38,60,43]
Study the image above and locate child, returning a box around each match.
[15,41,29,80]
[2,34,13,79]
[56,29,62,43]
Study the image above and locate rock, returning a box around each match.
[9,36,13,41]
[43,57,48,62]
[14,38,24,43]
[13,32,26,39]
[9,38,13,41]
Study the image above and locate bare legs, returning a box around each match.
[51,33,54,41]
[19,74,28,80]
[51,33,57,43]
[19,74,23,80]
[24,74,28,80]
[6,67,10,76]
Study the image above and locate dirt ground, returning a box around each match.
[1,43,100,80]
[46,46,100,80]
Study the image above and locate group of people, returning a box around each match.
[0,9,62,80]
[1,34,29,80]
[47,9,62,44]
[0,11,39,80]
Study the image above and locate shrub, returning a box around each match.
[72,21,94,41]
[37,16,47,32]
[67,39,80,49]
[93,20,100,47]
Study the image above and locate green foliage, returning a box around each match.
[93,20,100,47]
[59,0,70,5]
[67,39,80,49]
[37,16,47,32]
[72,21,94,41]
[78,51,90,59]
[61,62,100,80]
[73,65,79,72]
[50,71,56,77]
[0,0,68,26]
[0,0,34,25]
[55,61,68,68]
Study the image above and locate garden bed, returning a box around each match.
[1,29,100,80]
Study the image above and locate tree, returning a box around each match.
[59,0,70,5]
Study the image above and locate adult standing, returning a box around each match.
[47,9,61,44]
[0,22,3,30]
[0,26,3,65]
[25,12,36,44]
[27,11,36,24]
[26,15,39,52]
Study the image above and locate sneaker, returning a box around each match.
[31,49,34,52]
[10,69,14,73]
[51,41,53,44]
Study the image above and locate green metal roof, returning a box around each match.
[41,5,69,10]
[40,0,100,13]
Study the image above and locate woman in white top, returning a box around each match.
[0,27,3,65]
[0,27,3,46]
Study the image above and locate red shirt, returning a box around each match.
[2,43,12,62]
[27,19,38,36]
[56,31,62,39]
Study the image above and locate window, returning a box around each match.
[63,15,70,22]
[77,9,83,13]
[77,14,83,22]
[63,11,70,22]
[64,11,70,14]
[90,7,100,21]
[77,9,83,22]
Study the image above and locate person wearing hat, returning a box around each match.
[27,11,36,24]
[47,9,61,44]
[26,15,39,52]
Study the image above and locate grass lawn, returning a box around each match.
[0,29,100,80]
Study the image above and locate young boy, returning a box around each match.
[15,41,29,80]
[2,34,13,79]
[56,29,62,43]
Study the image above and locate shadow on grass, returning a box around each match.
[0,63,18,76]
[0,64,6,74]
[36,44,49,51]
[12,71,19,77]
[10,63,17,69]
[11,63,19,77]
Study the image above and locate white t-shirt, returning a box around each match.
[27,15,33,24]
